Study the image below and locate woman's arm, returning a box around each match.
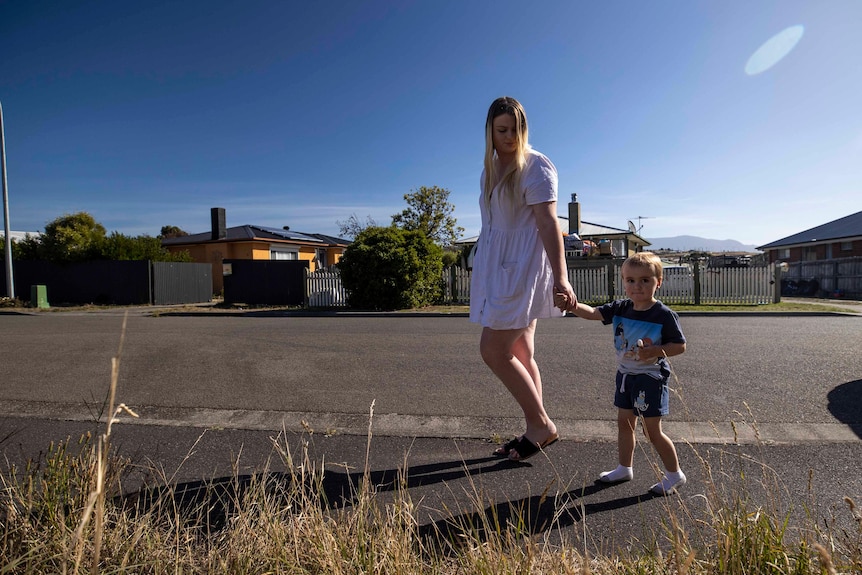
[532,201,576,309]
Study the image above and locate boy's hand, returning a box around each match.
[636,339,662,361]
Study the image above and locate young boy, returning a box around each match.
[556,252,687,495]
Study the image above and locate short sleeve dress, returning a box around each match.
[469,148,564,330]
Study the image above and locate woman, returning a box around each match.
[470,96,577,462]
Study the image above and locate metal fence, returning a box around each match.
[781,257,862,299]
[152,261,212,305]
[0,260,213,305]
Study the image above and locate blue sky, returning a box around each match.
[2,1,860,247]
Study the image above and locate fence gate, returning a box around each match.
[305,268,348,307]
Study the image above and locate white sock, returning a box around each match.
[598,464,633,483]
[650,469,687,495]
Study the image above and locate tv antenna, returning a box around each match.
[630,216,653,234]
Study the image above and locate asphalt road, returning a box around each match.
[1,308,860,552]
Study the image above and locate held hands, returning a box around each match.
[553,282,577,313]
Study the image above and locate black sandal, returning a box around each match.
[508,433,559,462]
[493,436,521,457]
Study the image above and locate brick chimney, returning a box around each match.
[567,194,581,236]
[211,207,226,240]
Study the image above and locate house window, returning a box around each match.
[779,248,790,259]
[270,246,298,260]
[841,241,852,251]
[803,246,818,261]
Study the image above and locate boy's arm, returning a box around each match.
[554,293,604,320]
[639,341,686,360]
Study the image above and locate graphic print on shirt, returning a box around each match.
[612,315,663,375]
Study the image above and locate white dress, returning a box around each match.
[469,148,564,329]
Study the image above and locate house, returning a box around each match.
[162,207,349,293]
[455,194,650,268]
[756,210,862,263]
[563,194,650,260]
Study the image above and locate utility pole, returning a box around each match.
[1,100,14,299]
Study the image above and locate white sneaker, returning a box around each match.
[650,471,687,495]
[597,467,633,483]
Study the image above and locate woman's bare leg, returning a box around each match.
[480,322,556,443]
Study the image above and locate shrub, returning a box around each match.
[338,226,443,310]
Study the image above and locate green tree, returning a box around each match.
[338,226,443,310]
[1,233,41,261]
[159,225,189,239]
[391,186,464,246]
[41,212,107,262]
[102,232,192,262]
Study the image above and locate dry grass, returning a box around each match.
[1,316,861,574]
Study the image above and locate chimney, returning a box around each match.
[567,193,581,236]
[211,207,226,240]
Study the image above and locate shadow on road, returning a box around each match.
[119,455,515,531]
[417,480,654,551]
[827,379,862,439]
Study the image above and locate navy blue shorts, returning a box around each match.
[614,371,669,417]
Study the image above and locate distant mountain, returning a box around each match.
[645,235,760,252]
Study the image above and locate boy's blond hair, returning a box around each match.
[623,252,663,279]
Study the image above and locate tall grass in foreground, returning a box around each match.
[1,318,861,573]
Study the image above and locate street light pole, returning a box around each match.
[1,100,14,300]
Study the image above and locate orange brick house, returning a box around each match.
[162,208,349,294]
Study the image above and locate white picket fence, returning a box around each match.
[305,269,348,307]
[306,263,781,308]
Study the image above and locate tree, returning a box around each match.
[0,233,41,261]
[102,232,192,262]
[391,186,464,246]
[160,225,189,239]
[338,226,443,310]
[41,212,107,262]
[336,213,377,240]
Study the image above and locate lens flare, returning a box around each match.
[745,25,804,76]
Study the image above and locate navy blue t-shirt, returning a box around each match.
[597,299,686,379]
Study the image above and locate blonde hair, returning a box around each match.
[483,97,529,210]
[623,252,664,279]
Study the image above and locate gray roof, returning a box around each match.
[757,210,862,250]
[456,216,650,245]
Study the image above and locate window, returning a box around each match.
[840,241,853,251]
[803,246,817,261]
[270,246,298,260]
[779,248,790,259]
